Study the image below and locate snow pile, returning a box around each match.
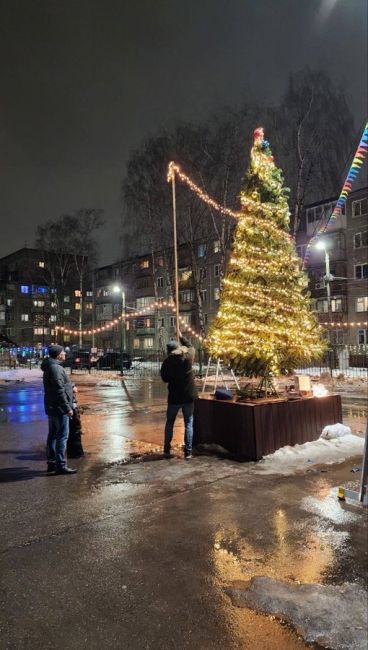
[255,434,364,476]
[0,368,43,383]
[226,576,368,650]
[321,423,351,439]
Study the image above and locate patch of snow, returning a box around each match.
[254,434,364,476]
[296,366,367,377]
[321,423,352,439]
[0,368,43,382]
[226,576,368,650]
[302,492,360,525]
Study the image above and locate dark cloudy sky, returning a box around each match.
[0,0,367,265]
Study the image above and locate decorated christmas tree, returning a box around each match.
[207,127,325,394]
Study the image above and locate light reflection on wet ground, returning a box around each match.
[0,377,367,649]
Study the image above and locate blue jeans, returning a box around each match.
[164,402,194,456]
[46,414,70,469]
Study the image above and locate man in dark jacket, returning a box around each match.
[160,334,198,459]
[41,344,77,475]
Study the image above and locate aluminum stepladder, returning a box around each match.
[202,356,240,393]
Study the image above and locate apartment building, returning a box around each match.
[0,248,93,348]
[296,186,368,346]
[93,238,224,353]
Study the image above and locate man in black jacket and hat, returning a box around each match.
[41,344,77,475]
[160,334,198,459]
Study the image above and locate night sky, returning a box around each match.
[0,0,367,265]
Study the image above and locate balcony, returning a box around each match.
[136,327,156,336]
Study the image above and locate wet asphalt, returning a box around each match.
[0,375,367,649]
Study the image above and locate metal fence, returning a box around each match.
[1,345,367,378]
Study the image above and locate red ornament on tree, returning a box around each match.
[253,127,264,143]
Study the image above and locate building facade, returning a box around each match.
[0,248,93,349]
[296,186,368,347]
[93,239,224,353]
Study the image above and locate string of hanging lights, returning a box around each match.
[55,300,204,341]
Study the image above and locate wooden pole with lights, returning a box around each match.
[171,170,180,341]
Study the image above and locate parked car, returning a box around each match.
[64,351,97,370]
[96,352,132,370]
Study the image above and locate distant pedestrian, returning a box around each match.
[160,333,198,459]
[67,385,85,459]
[41,344,77,475]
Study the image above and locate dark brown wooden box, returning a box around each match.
[193,394,342,461]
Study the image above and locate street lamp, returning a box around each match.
[315,240,333,316]
[113,285,126,376]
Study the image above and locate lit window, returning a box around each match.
[214,287,220,301]
[356,297,368,312]
[179,268,192,282]
[143,337,154,349]
[358,329,368,345]
[85,302,93,310]
[133,338,140,349]
[64,334,71,342]
[50,314,57,322]
[157,277,164,288]
[75,303,81,310]
[21,314,29,322]
[74,290,81,297]
[86,291,93,297]
[63,308,70,316]
[20,285,29,294]
[51,302,57,308]
[6,298,13,306]
[316,299,329,313]
[180,314,191,325]
[331,298,342,312]
[38,261,45,268]
[34,327,49,335]
[140,259,149,269]
[33,300,45,307]
[64,296,70,303]
[213,240,220,253]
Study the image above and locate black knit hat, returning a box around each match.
[48,344,64,358]
[167,340,179,353]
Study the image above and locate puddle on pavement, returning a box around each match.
[211,474,366,649]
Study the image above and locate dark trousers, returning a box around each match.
[46,414,69,469]
[67,407,84,457]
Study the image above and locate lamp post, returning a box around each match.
[315,240,332,316]
[113,285,125,376]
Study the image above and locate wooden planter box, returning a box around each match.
[193,394,342,461]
